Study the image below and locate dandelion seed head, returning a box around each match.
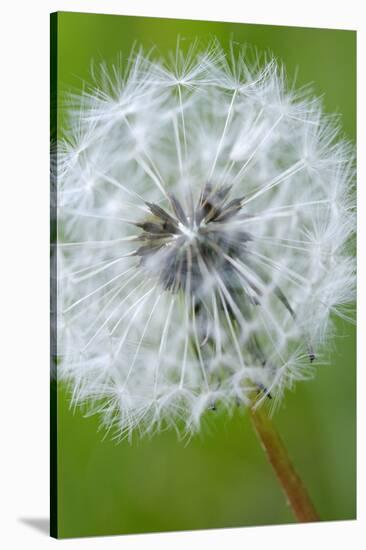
[57,40,355,440]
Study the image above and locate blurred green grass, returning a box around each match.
[54,12,356,538]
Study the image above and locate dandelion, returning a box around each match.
[57,41,355,432]
[55,40,355,520]
[52,41,355,521]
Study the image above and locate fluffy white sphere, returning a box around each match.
[56,41,355,439]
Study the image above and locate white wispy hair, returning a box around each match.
[56,40,355,440]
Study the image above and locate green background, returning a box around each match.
[53,12,356,538]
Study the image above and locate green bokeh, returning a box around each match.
[53,12,356,538]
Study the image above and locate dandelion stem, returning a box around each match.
[249,404,319,523]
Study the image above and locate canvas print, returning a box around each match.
[50,11,356,539]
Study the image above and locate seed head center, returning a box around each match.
[135,183,252,294]
[178,221,200,242]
